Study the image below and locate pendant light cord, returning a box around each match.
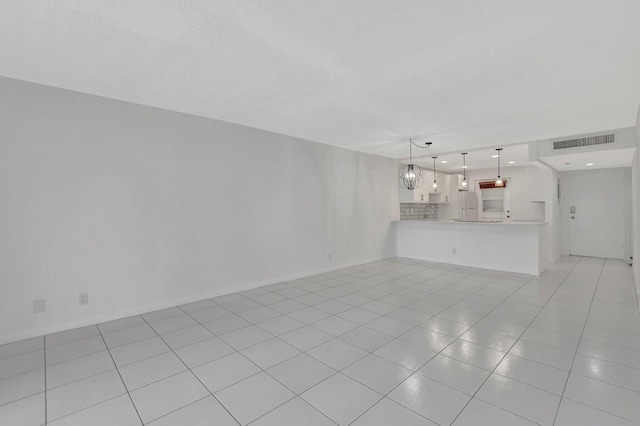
[432,156,438,186]
[409,139,413,164]
[462,153,467,180]
[409,138,433,158]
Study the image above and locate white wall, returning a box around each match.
[549,168,563,264]
[0,77,400,344]
[633,149,638,277]
[463,165,560,266]
[634,106,640,298]
[463,166,551,220]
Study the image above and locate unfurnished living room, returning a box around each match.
[1,2,640,425]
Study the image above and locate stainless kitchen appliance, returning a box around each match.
[459,191,478,221]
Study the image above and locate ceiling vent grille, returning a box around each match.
[553,134,615,150]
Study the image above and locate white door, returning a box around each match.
[568,169,624,258]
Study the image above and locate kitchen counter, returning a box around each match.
[394,220,549,275]
[395,220,546,226]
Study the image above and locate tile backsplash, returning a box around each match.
[400,203,438,221]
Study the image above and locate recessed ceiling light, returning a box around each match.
[586,163,594,166]
[508,161,515,164]
[461,165,468,169]
[491,154,499,158]
[440,160,448,164]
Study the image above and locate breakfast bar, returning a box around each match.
[394,220,549,275]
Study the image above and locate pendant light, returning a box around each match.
[495,148,504,187]
[432,157,438,191]
[460,152,468,191]
[398,139,432,190]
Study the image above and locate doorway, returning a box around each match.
[566,169,625,259]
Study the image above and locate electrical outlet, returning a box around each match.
[33,299,45,314]
[79,293,89,305]
[452,248,457,254]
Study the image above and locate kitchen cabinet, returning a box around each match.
[399,172,452,204]
[399,186,429,203]
[428,172,451,203]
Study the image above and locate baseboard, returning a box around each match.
[0,256,390,346]
[399,254,541,276]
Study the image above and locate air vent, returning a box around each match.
[553,134,614,150]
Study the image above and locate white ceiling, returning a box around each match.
[540,147,636,171]
[1,1,639,159]
[410,142,635,174]
[411,143,530,173]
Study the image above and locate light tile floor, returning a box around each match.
[1,256,639,425]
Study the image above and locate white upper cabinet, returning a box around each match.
[399,172,453,204]
[399,186,429,203]
[429,172,451,203]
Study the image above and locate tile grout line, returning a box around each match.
[137,314,244,426]
[39,349,140,423]
[43,329,139,369]
[559,396,637,425]
[280,263,488,345]
[346,266,534,425]
[95,324,145,426]
[507,333,640,372]
[551,258,605,426]
[443,261,581,426]
[466,262,597,420]
[43,348,104,370]
[176,295,353,425]
[254,262,552,425]
[168,261,491,425]
[37,282,367,424]
[0,354,51,382]
[28,267,502,395]
[0,345,43,361]
[144,394,219,425]
[242,375,341,426]
[566,348,640,382]
[35,349,143,394]
[44,394,136,426]
[8,257,635,425]
[382,278,545,421]
[433,261,640,424]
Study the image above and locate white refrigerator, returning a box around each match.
[459,191,478,221]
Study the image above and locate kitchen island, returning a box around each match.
[394,220,548,275]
